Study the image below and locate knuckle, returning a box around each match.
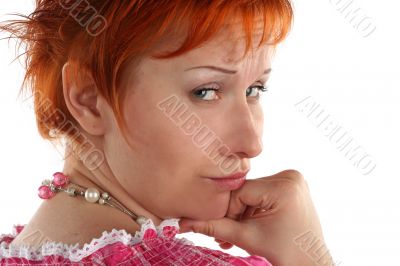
[278,169,309,194]
[206,222,216,237]
[282,169,306,185]
[281,169,304,181]
[191,223,201,234]
[193,222,215,237]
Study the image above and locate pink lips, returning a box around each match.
[205,171,248,190]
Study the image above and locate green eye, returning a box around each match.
[192,88,220,101]
[246,85,268,98]
[192,84,268,101]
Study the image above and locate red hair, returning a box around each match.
[0,0,293,143]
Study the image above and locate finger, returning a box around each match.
[240,206,273,221]
[179,217,245,245]
[226,178,272,220]
[226,170,293,220]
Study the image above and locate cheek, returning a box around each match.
[119,100,202,177]
[129,108,202,165]
[115,92,236,219]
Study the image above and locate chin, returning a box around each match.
[188,204,229,221]
[177,192,230,220]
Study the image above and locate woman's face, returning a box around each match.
[103,27,271,220]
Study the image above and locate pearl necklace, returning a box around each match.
[38,172,148,226]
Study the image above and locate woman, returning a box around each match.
[0,0,332,265]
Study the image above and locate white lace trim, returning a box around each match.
[0,218,194,262]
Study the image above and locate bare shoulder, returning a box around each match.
[11,200,92,248]
[10,222,84,248]
[11,193,140,249]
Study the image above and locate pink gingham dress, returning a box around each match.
[0,218,272,265]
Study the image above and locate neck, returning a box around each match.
[61,142,163,229]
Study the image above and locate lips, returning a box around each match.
[204,170,249,190]
[205,170,249,180]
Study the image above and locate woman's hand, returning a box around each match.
[179,170,333,266]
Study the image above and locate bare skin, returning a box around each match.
[180,170,334,266]
[11,22,267,248]
[11,19,330,265]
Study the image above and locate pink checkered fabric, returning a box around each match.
[0,218,272,265]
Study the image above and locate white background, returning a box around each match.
[0,1,399,265]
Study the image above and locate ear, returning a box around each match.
[61,62,106,136]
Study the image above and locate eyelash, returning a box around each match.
[192,83,268,101]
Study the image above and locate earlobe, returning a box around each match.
[61,62,106,136]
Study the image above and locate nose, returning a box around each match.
[221,101,263,160]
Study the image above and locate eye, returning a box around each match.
[192,84,220,101]
[246,84,268,98]
[191,83,268,101]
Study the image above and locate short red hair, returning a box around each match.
[1,0,293,143]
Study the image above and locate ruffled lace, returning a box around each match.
[0,217,192,262]
[1,218,272,265]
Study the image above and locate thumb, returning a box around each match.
[179,217,244,244]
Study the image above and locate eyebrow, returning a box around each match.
[184,65,272,75]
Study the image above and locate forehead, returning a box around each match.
[203,28,269,66]
[160,23,271,69]
[216,17,268,64]
[131,16,273,82]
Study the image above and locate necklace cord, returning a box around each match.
[38,172,148,226]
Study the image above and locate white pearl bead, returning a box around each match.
[101,192,109,200]
[85,187,100,203]
[136,216,147,225]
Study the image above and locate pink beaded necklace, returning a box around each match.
[37,172,148,226]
